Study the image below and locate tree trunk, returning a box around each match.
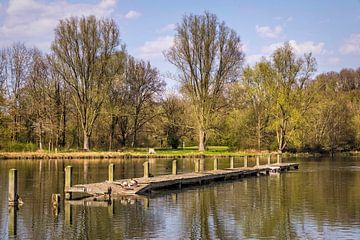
[83,131,90,150]
[199,128,206,151]
[257,116,261,151]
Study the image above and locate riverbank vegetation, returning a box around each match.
[0,13,359,154]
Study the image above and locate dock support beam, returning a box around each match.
[143,161,150,178]
[172,160,177,175]
[267,155,271,165]
[244,156,248,168]
[230,157,234,169]
[214,158,218,170]
[256,156,260,167]
[65,166,72,200]
[108,164,114,182]
[8,169,18,205]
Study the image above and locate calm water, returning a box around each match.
[1,156,360,239]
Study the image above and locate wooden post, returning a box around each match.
[65,166,72,200]
[8,169,18,205]
[256,156,260,167]
[267,155,271,165]
[108,163,114,182]
[194,159,200,173]
[277,154,281,164]
[143,161,149,178]
[200,159,205,172]
[172,160,177,175]
[8,205,17,236]
[65,201,72,225]
[244,156,248,168]
[214,158,218,170]
[230,157,234,169]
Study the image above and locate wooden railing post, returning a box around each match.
[256,156,260,167]
[244,156,248,168]
[108,163,115,182]
[267,155,271,165]
[172,160,177,175]
[65,166,72,200]
[230,157,234,169]
[214,158,218,170]
[143,161,149,178]
[277,154,281,164]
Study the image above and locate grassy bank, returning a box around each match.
[1,146,358,160]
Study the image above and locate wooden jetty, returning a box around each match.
[64,156,299,201]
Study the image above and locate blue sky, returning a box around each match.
[0,0,359,87]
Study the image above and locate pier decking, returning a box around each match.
[65,161,299,200]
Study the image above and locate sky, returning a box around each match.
[0,0,359,87]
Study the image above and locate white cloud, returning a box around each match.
[246,54,265,65]
[339,34,360,55]
[262,40,325,55]
[0,0,117,51]
[160,24,176,32]
[256,25,283,38]
[327,57,340,65]
[124,10,141,20]
[138,36,174,60]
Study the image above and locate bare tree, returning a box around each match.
[124,56,165,147]
[166,12,244,151]
[50,15,120,150]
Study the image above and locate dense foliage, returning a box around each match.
[0,14,359,153]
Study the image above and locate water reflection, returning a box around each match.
[1,157,360,239]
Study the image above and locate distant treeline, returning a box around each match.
[0,13,359,153]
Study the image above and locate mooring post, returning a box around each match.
[244,156,248,168]
[64,166,72,200]
[8,204,17,236]
[200,159,205,172]
[230,157,234,169]
[268,155,271,165]
[277,154,282,164]
[194,159,200,173]
[65,201,72,225]
[256,156,260,167]
[143,161,150,178]
[8,169,18,205]
[172,160,177,175]
[214,158,218,171]
[108,163,115,182]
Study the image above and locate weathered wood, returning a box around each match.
[8,205,17,236]
[143,161,149,178]
[194,159,200,173]
[267,155,271,165]
[8,169,18,205]
[244,156,248,168]
[65,166,72,200]
[172,160,177,175]
[108,163,115,182]
[277,154,282,164]
[256,156,260,167]
[65,163,299,201]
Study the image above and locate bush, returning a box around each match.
[0,141,37,152]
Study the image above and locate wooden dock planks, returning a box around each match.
[65,163,299,199]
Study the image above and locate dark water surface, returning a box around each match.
[1,156,360,239]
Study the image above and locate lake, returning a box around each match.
[1,156,360,239]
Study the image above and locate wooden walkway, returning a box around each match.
[65,163,299,200]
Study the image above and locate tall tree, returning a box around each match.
[166,12,244,151]
[50,15,120,150]
[124,56,165,147]
[242,62,273,150]
[269,43,316,152]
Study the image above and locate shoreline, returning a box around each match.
[1,150,358,160]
